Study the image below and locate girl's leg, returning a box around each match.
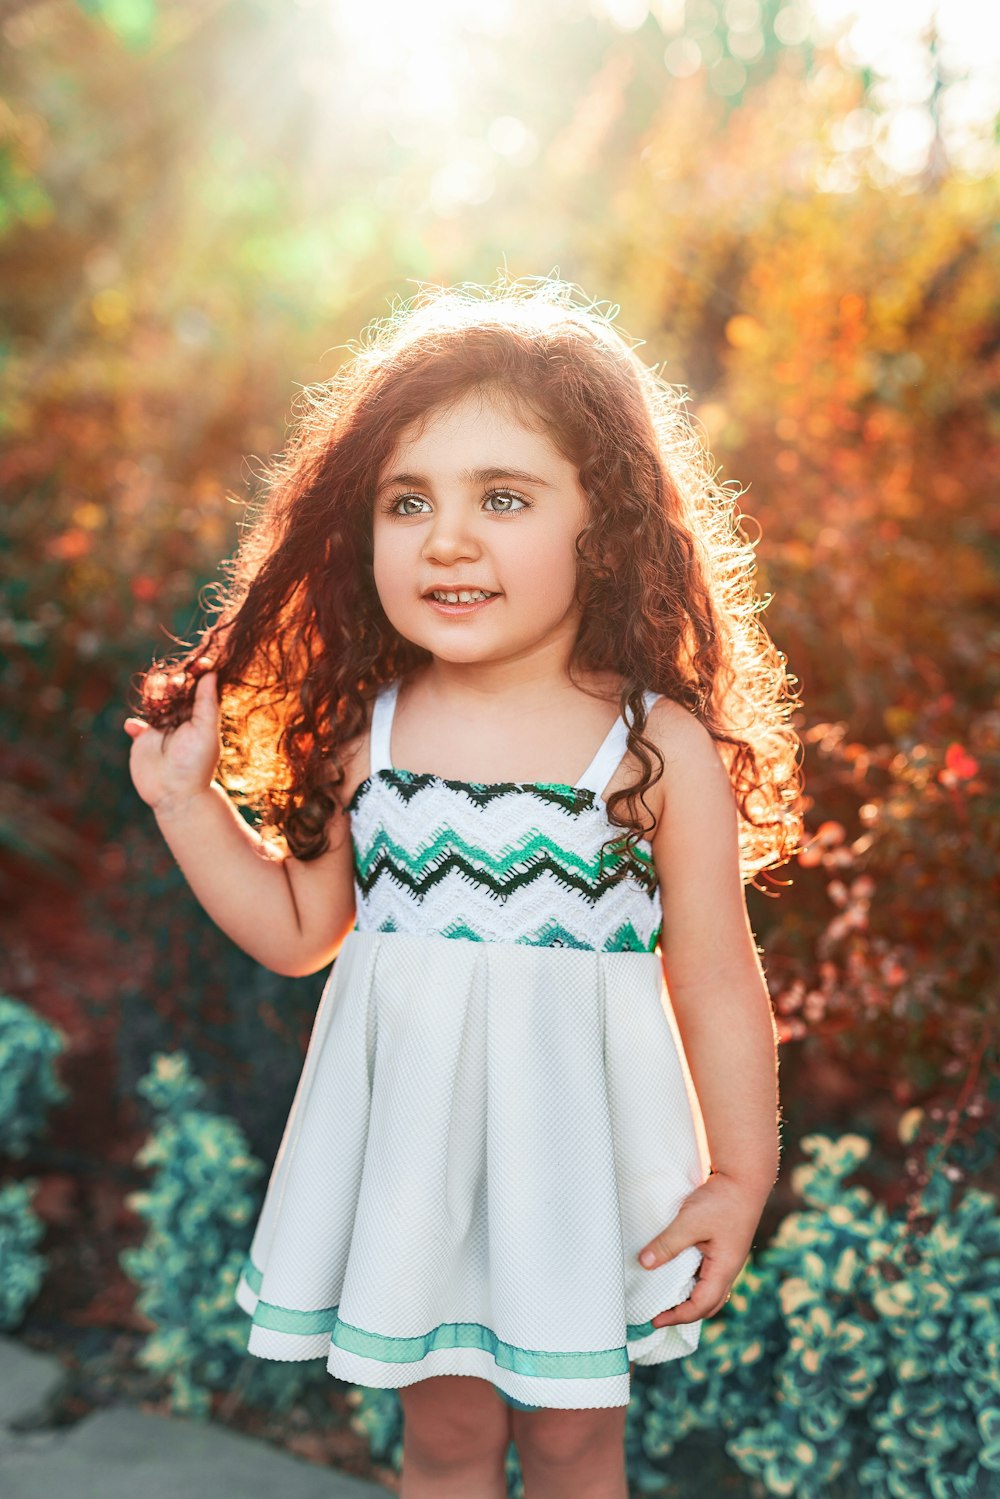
[510,1405,628,1498]
[508,1363,635,1499]
[398,1374,512,1499]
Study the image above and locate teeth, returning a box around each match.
[431,589,494,603]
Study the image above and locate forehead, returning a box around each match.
[378,387,567,474]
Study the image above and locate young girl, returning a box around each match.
[124,277,803,1499]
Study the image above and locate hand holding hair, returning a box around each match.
[123,665,222,820]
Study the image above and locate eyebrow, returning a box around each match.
[376,466,555,494]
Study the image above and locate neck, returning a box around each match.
[410,655,621,716]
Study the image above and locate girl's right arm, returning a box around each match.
[124,672,356,978]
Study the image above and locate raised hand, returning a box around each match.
[637,1170,772,1326]
[123,669,222,817]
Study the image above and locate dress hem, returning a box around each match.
[235,1257,702,1411]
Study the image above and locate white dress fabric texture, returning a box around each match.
[234,680,711,1410]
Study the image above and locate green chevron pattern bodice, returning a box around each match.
[347,768,663,952]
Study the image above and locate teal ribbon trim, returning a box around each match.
[240,1254,665,1377]
[501,1392,543,1410]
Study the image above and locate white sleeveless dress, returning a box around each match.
[234,679,710,1411]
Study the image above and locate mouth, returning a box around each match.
[423,587,502,616]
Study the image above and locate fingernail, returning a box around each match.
[640,1250,656,1267]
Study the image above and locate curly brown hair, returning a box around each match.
[131,274,805,888]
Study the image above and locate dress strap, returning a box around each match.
[574,690,662,798]
[368,680,400,775]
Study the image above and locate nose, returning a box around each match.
[420,508,482,565]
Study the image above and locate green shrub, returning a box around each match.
[0,992,68,1329]
[0,1179,47,1331]
[120,1050,334,1418]
[628,1130,1000,1499]
[0,992,68,1159]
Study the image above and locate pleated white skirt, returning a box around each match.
[234,928,710,1410]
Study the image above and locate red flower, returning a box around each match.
[942,743,979,781]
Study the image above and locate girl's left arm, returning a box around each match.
[637,702,782,1324]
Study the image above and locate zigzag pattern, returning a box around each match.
[350,769,663,953]
[347,771,588,816]
[354,825,652,899]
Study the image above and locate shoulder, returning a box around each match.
[644,695,720,770]
[329,690,385,813]
[639,696,732,825]
[334,729,371,813]
[643,697,739,870]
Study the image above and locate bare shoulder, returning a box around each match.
[331,726,372,814]
[640,697,733,827]
[603,693,709,828]
[644,697,740,874]
[645,696,723,772]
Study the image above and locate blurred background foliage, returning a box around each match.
[0,0,997,1493]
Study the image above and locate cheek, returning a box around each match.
[506,523,580,597]
[371,531,409,599]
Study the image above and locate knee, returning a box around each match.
[513,1406,626,1471]
[401,1377,510,1470]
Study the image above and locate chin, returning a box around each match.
[386,620,483,657]
[421,642,500,664]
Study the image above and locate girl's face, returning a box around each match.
[371,388,590,670]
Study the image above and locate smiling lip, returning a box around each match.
[424,592,501,616]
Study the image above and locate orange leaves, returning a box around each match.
[45,527,92,561]
[726,314,764,349]
[797,819,847,868]
[838,292,866,327]
[130,575,160,602]
[823,872,874,943]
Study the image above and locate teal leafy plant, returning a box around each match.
[0,992,69,1160]
[0,992,68,1330]
[0,1177,48,1332]
[120,1050,331,1418]
[627,1129,999,1499]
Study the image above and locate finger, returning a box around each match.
[652,1266,732,1327]
[653,1289,730,1326]
[190,670,218,723]
[638,1228,695,1268]
[123,718,149,737]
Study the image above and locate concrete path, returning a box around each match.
[0,1335,391,1498]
